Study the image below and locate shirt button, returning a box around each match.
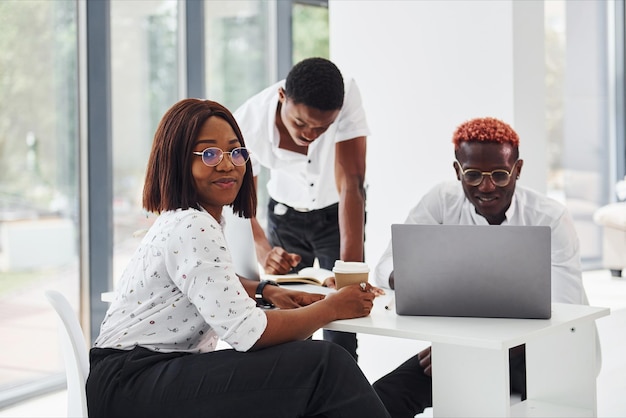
[308,159,312,163]
[310,183,314,187]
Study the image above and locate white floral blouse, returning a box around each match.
[94,207,267,353]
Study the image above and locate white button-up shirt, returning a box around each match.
[234,77,370,210]
[95,208,267,353]
[374,181,589,305]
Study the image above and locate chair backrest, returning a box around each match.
[45,290,89,418]
[222,206,260,281]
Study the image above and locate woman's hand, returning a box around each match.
[324,282,376,319]
[253,282,377,349]
[323,277,386,297]
[264,286,324,309]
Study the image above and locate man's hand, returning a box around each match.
[418,346,432,376]
[262,247,301,274]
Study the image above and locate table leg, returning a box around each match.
[525,322,597,415]
[431,342,511,417]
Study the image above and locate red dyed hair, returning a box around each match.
[452,117,520,150]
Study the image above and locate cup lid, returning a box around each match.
[332,260,370,274]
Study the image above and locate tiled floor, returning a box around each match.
[1,269,625,417]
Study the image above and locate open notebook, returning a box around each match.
[263,267,334,286]
[222,207,333,286]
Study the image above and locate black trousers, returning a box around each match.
[87,343,526,418]
[267,198,358,360]
[86,341,391,418]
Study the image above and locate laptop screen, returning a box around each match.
[391,224,551,319]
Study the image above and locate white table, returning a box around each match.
[325,293,609,418]
[102,285,608,416]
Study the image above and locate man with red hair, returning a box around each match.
[372,117,590,417]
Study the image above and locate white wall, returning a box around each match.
[329,0,547,266]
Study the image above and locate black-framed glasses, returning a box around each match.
[192,147,250,167]
[455,160,518,187]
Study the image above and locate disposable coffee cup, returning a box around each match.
[332,261,370,289]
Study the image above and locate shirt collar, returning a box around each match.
[196,204,226,227]
[468,192,518,225]
[269,81,285,147]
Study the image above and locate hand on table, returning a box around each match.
[324,282,377,319]
[268,287,325,309]
[322,276,386,297]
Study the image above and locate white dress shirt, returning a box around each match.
[374,181,589,305]
[95,207,267,353]
[234,77,370,210]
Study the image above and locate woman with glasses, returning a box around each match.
[371,116,590,417]
[86,98,391,418]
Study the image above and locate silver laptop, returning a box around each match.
[391,224,551,319]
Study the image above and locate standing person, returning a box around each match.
[86,98,391,418]
[372,117,592,417]
[234,57,369,360]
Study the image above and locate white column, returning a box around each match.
[329,0,547,264]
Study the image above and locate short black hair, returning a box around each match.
[284,57,344,111]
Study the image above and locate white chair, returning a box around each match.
[222,206,261,281]
[593,202,626,277]
[45,290,89,418]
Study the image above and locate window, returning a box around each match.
[0,0,79,403]
[205,1,275,228]
[293,1,329,63]
[205,1,274,110]
[545,0,610,268]
[110,0,180,286]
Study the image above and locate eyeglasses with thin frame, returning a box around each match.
[192,147,250,167]
[455,160,519,187]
